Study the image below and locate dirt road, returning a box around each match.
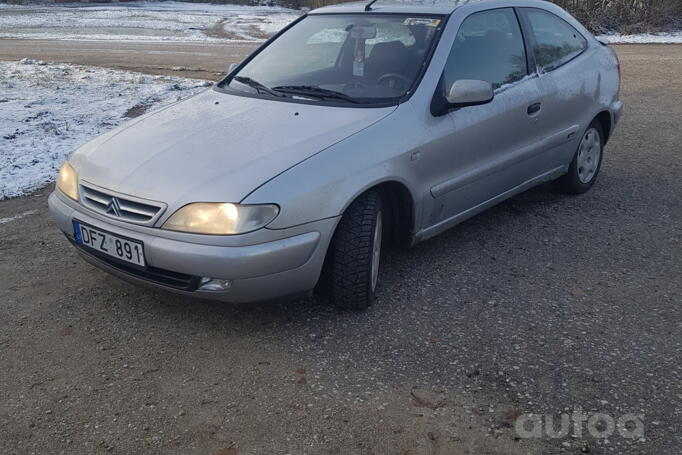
[1,41,681,455]
[0,39,258,80]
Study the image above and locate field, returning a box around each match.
[1,1,681,46]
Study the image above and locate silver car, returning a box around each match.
[49,0,623,309]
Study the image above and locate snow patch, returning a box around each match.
[0,60,211,199]
[597,32,682,44]
[0,210,38,224]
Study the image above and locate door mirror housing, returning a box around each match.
[431,79,495,116]
[228,63,239,74]
[446,79,494,107]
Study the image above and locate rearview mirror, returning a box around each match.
[350,25,377,39]
[228,63,239,74]
[446,80,494,107]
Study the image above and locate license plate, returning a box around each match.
[73,220,145,267]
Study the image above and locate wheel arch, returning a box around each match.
[337,179,417,247]
[594,110,613,145]
[373,180,416,247]
[316,179,416,298]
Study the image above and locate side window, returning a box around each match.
[443,8,527,91]
[524,8,587,72]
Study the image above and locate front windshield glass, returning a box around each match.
[222,14,444,105]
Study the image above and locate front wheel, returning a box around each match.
[329,191,384,310]
[556,120,605,194]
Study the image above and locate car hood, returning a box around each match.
[70,89,396,209]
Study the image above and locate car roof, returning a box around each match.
[309,0,547,16]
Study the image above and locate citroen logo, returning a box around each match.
[107,197,123,217]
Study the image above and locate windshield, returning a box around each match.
[221,14,444,105]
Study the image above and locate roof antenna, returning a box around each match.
[365,0,378,11]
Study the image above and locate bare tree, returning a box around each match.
[549,0,682,33]
[301,0,682,33]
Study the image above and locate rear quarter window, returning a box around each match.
[523,8,587,72]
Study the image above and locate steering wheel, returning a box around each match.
[377,73,411,89]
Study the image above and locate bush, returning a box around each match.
[298,0,682,34]
[550,0,682,34]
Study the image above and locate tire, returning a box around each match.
[555,120,605,194]
[330,190,384,310]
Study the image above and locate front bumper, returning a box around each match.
[48,191,338,303]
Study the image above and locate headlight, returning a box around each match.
[162,203,279,235]
[57,161,78,200]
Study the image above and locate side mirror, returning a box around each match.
[431,79,494,116]
[228,63,239,74]
[446,79,494,107]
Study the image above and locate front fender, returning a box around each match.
[243,104,423,230]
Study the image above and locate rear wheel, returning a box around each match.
[330,191,384,310]
[556,120,605,194]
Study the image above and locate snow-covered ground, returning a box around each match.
[0,209,37,224]
[596,31,682,44]
[0,1,301,42]
[0,60,211,199]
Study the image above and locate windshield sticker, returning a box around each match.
[403,18,441,27]
[353,58,364,77]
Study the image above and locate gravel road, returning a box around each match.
[0,42,680,455]
[0,39,256,80]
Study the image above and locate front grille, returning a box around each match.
[71,238,200,291]
[80,183,165,226]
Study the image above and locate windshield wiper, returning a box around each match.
[233,76,283,98]
[272,85,362,104]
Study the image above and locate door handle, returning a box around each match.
[527,103,542,116]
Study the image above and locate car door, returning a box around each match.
[518,7,593,170]
[420,7,547,230]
